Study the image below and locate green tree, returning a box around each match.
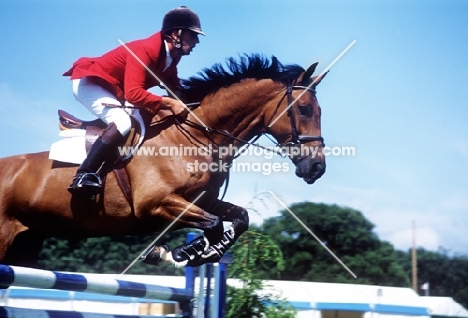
[404,248,468,309]
[226,230,296,318]
[260,201,409,286]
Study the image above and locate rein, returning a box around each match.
[176,83,325,159]
[181,119,283,158]
[171,83,325,203]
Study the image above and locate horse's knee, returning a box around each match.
[203,217,223,244]
[232,208,249,238]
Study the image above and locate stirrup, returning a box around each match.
[68,172,103,196]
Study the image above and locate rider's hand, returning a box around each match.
[161,97,189,119]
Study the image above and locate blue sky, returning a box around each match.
[1,0,468,258]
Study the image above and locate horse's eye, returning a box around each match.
[298,105,313,117]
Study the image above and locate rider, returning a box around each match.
[63,6,204,196]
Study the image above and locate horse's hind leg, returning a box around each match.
[0,219,36,288]
[0,212,45,268]
[2,229,45,268]
[0,218,27,264]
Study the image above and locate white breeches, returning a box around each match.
[72,77,136,135]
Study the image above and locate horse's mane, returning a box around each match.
[181,54,305,102]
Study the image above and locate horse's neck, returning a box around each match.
[194,79,281,145]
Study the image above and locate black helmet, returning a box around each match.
[162,6,205,36]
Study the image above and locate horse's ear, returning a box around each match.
[311,70,328,88]
[301,62,318,85]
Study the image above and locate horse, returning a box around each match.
[0,54,326,269]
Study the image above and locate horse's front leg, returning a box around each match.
[184,200,249,266]
[142,199,248,267]
[140,194,224,267]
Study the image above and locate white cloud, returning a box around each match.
[364,203,468,255]
[389,227,441,251]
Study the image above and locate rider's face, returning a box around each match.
[179,30,199,56]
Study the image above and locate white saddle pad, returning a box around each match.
[49,129,87,164]
[48,110,146,165]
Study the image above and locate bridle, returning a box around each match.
[280,84,325,147]
[260,83,325,162]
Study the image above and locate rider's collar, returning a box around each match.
[163,40,173,72]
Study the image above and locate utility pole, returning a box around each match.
[412,220,418,292]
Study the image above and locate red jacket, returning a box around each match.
[63,31,181,113]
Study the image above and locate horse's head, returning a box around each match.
[180,55,327,184]
[265,62,327,184]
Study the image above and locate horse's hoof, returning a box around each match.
[141,245,168,266]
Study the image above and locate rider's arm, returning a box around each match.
[123,45,164,114]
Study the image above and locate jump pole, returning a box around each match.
[0,264,192,301]
[0,307,170,318]
[0,232,200,318]
[0,264,193,316]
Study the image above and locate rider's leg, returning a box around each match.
[68,77,132,196]
[71,77,133,135]
[68,122,125,195]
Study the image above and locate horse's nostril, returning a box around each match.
[311,162,325,177]
[311,162,321,173]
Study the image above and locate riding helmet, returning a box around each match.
[162,6,205,35]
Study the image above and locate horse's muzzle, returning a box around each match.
[295,157,326,184]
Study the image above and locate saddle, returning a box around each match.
[58,109,108,130]
[58,109,141,154]
[57,109,141,207]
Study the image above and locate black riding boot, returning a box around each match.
[68,123,125,196]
